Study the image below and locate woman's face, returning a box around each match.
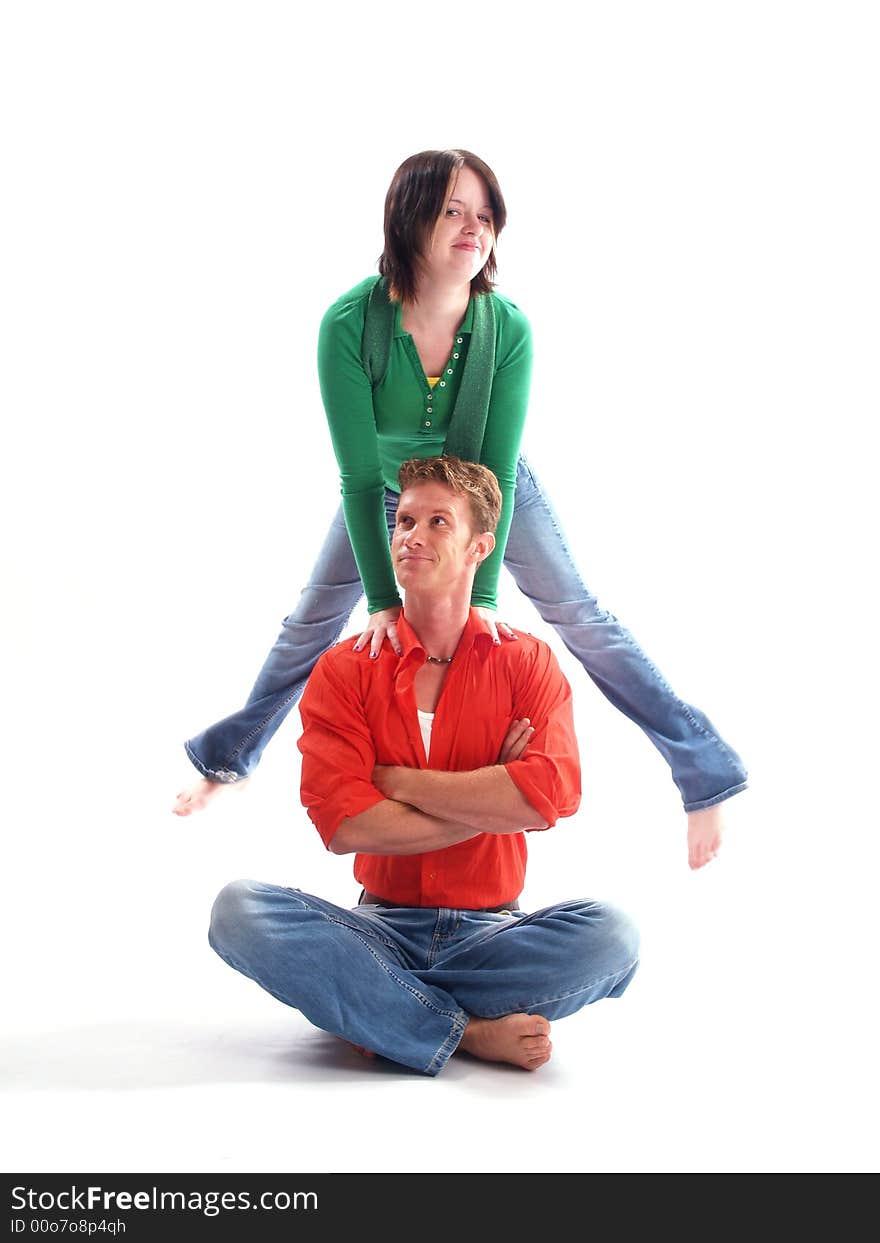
[420,165,495,287]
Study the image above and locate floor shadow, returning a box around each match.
[0,1020,427,1091]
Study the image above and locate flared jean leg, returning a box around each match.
[503,458,748,812]
[184,496,397,782]
[185,458,747,807]
[208,881,468,1076]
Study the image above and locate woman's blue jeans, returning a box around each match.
[208,880,640,1075]
[185,458,747,812]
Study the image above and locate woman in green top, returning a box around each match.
[175,149,746,868]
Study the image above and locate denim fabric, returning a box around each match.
[185,458,747,811]
[503,460,747,811]
[208,880,640,1076]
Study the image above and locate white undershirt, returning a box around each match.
[417,709,434,760]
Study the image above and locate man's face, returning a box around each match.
[392,481,487,596]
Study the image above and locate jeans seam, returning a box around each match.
[185,502,373,778]
[353,931,462,1017]
[348,927,469,1074]
[683,780,749,814]
[530,476,720,739]
[425,1011,469,1075]
[202,491,393,774]
[221,681,308,766]
[427,911,461,968]
[193,609,356,777]
[322,914,463,1028]
[211,913,465,1077]
[512,461,746,798]
[323,911,399,953]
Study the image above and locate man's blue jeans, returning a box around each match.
[208,881,640,1076]
[185,457,747,812]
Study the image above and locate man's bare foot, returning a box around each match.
[458,1014,552,1071]
[173,777,242,817]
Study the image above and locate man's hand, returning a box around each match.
[497,719,534,764]
[374,718,533,800]
[687,804,725,870]
[372,764,404,802]
[372,754,547,835]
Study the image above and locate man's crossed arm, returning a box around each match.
[329,719,542,856]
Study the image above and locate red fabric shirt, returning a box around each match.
[298,609,581,908]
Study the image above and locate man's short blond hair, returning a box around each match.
[397,456,502,535]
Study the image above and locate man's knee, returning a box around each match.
[563,899,641,980]
[599,902,639,983]
[208,878,263,955]
[595,900,639,959]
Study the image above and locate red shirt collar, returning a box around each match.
[394,608,495,691]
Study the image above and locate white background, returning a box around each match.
[1,1,877,1174]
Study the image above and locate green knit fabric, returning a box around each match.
[318,275,533,612]
[362,277,496,464]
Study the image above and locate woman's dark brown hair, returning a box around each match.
[379,149,507,303]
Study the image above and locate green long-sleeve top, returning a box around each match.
[317,276,534,613]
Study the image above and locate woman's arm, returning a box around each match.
[472,295,534,609]
[316,280,402,614]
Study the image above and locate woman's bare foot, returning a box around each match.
[173,777,242,817]
[458,1014,552,1071]
[686,803,726,870]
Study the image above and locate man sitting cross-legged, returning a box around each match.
[209,456,639,1075]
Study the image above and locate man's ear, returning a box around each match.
[469,531,496,564]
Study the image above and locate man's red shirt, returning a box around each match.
[298,608,581,909]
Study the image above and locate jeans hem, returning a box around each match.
[683,781,748,814]
[183,742,244,784]
[424,1010,469,1076]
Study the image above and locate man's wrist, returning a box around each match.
[373,765,413,805]
[387,766,414,804]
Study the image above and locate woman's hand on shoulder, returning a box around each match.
[354,606,403,658]
[474,606,517,646]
